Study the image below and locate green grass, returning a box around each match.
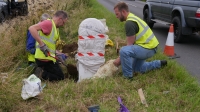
[0,0,200,111]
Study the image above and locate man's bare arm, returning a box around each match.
[126,35,136,46]
[29,24,44,46]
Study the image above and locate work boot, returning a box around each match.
[123,76,133,81]
[34,67,43,79]
[161,60,167,67]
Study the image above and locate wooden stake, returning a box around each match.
[116,41,119,54]
[138,88,148,107]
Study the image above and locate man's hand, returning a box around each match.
[39,44,49,57]
[113,57,121,67]
[56,54,67,63]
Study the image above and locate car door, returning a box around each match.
[148,0,163,19]
[160,0,175,22]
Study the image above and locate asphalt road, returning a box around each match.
[97,0,200,81]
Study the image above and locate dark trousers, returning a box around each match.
[35,59,64,81]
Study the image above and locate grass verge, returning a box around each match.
[0,0,200,111]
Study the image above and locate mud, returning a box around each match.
[61,63,78,82]
[62,42,78,58]
[57,41,79,81]
[66,64,78,82]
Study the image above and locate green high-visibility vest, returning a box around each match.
[126,13,159,49]
[28,53,35,62]
[35,19,59,62]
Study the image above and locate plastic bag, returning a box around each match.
[105,39,114,46]
[92,59,118,79]
[21,74,42,100]
[118,97,130,112]
[78,18,106,36]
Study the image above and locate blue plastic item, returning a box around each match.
[88,105,100,112]
[118,96,130,112]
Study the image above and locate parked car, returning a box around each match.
[143,0,200,43]
[0,0,28,23]
[0,0,8,23]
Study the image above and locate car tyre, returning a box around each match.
[143,8,154,28]
[172,16,183,43]
[0,12,5,23]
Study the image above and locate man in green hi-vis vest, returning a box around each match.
[113,2,167,80]
[29,10,68,81]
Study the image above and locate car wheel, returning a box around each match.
[0,12,5,23]
[143,8,154,28]
[172,16,183,43]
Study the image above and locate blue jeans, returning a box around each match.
[119,45,161,78]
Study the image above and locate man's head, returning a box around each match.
[53,10,68,28]
[40,13,51,22]
[114,2,129,22]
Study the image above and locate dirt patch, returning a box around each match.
[62,42,78,57]
[66,64,78,82]
[61,63,78,82]
[60,42,79,81]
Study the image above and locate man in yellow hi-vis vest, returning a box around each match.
[113,2,167,80]
[26,13,51,66]
[29,10,68,81]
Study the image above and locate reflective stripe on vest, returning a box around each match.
[35,20,58,62]
[36,46,56,54]
[127,13,159,49]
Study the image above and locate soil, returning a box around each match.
[62,42,78,53]
[62,42,78,58]
[60,42,79,81]
[66,64,79,82]
[59,42,79,81]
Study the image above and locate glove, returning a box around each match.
[118,97,129,112]
[61,54,67,60]
[56,54,67,63]
[39,44,49,57]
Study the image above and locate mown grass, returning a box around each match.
[0,0,200,111]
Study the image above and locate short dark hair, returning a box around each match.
[54,10,68,19]
[114,2,129,12]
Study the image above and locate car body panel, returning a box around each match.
[160,0,174,22]
[144,0,200,42]
[148,0,162,20]
[145,0,200,30]
[0,0,28,23]
[0,0,9,22]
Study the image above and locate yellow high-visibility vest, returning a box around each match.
[126,13,159,49]
[35,20,59,62]
[28,53,35,62]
